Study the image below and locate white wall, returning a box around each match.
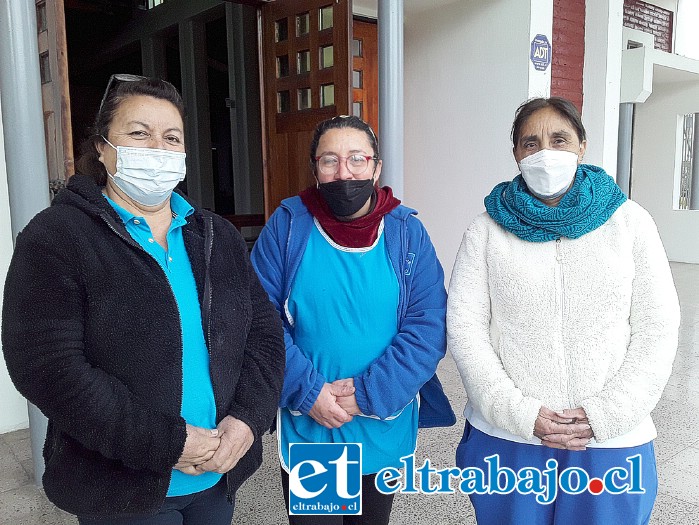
[353,0,463,20]
[632,79,699,263]
[0,97,30,433]
[652,0,679,13]
[676,0,699,60]
[403,0,551,278]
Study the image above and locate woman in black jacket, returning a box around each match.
[1,75,285,524]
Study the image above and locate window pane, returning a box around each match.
[298,88,312,110]
[297,50,311,74]
[36,2,47,33]
[321,84,335,107]
[320,45,334,69]
[39,52,51,84]
[679,113,695,210]
[275,18,288,42]
[277,55,289,78]
[352,102,363,118]
[136,0,166,9]
[277,91,290,113]
[352,38,362,57]
[352,70,363,89]
[296,12,310,36]
[319,5,333,30]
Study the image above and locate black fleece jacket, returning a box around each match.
[1,174,285,519]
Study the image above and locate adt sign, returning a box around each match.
[530,34,552,71]
[288,443,362,515]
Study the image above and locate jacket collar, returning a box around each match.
[280,191,417,221]
[58,173,203,229]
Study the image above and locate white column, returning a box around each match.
[0,98,29,435]
[617,103,634,196]
[378,0,404,199]
[0,0,51,484]
[528,0,553,98]
[583,0,624,178]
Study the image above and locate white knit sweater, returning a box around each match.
[447,200,680,447]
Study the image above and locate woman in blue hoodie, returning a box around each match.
[251,115,454,525]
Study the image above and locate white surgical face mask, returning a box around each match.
[102,137,186,207]
[518,149,579,200]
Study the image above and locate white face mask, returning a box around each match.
[102,137,186,207]
[518,149,579,200]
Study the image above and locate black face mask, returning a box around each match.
[318,178,375,217]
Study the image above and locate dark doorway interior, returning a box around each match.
[62,0,263,240]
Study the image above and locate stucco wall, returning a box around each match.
[403,0,551,279]
[631,79,699,263]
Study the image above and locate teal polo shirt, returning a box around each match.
[104,193,221,496]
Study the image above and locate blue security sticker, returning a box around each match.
[530,34,551,71]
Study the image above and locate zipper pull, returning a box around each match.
[555,238,563,262]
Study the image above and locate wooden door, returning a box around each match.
[351,18,378,137]
[260,0,352,216]
[36,0,73,199]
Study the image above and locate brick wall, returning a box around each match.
[551,0,585,113]
[623,0,673,52]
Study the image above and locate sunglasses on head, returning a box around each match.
[98,73,147,117]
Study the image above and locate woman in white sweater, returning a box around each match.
[447,97,680,525]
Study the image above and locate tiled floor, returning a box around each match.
[1,262,698,524]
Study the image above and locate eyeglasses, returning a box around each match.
[98,73,147,116]
[315,154,378,176]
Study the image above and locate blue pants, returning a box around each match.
[78,476,235,525]
[456,421,657,525]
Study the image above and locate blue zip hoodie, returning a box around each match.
[251,195,455,426]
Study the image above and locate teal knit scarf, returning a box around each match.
[484,164,627,242]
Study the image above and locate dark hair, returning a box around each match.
[511,97,587,147]
[75,76,185,185]
[309,115,379,174]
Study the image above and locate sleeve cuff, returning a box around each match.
[227,406,263,442]
[352,374,371,416]
[516,398,543,441]
[580,398,609,442]
[298,374,326,415]
[154,416,187,473]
